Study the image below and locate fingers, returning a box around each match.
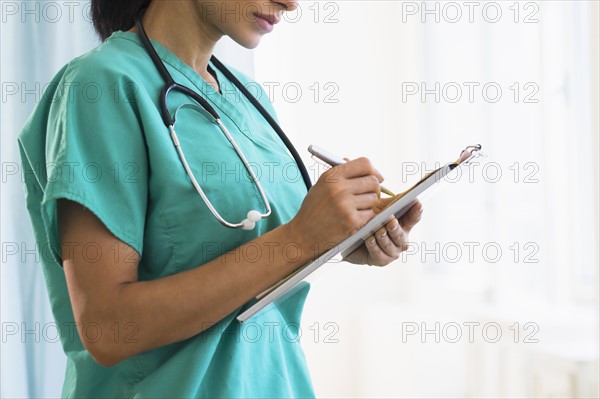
[353,192,380,210]
[400,201,423,233]
[336,157,384,182]
[364,220,400,266]
[377,218,405,254]
[321,164,382,211]
[319,160,382,200]
[384,218,409,251]
[365,235,395,266]
[365,210,419,266]
[350,175,382,195]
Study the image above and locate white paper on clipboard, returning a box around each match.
[236,145,484,323]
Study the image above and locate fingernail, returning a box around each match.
[389,224,400,232]
[380,231,387,238]
[369,238,376,245]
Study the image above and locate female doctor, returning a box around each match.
[18,0,423,397]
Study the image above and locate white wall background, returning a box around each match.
[253,1,599,398]
[1,1,599,398]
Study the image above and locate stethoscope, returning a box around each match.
[134,18,312,230]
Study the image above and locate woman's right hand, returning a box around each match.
[287,157,384,254]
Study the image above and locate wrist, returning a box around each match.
[279,220,333,264]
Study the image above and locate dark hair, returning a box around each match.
[91,0,152,41]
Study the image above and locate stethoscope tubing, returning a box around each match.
[134,16,312,230]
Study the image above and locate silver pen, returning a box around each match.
[308,145,396,197]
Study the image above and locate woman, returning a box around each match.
[18,0,422,397]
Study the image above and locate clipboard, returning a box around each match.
[236,145,484,323]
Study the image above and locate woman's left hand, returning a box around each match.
[342,198,423,266]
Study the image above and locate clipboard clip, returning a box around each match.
[457,144,484,166]
[462,144,482,155]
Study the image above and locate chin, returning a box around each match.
[230,33,263,49]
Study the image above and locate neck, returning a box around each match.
[134,2,223,79]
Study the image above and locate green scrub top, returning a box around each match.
[18,31,315,398]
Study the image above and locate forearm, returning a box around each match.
[83,223,314,366]
[61,158,388,367]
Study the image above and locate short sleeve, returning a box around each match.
[39,61,149,266]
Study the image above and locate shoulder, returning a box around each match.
[66,32,148,79]
[57,33,152,100]
[19,33,156,157]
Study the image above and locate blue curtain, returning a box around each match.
[1,3,98,396]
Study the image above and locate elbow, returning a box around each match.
[86,346,123,368]
[76,313,131,367]
[81,334,127,367]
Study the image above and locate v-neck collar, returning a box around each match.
[109,31,252,137]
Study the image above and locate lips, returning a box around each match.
[253,12,281,25]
